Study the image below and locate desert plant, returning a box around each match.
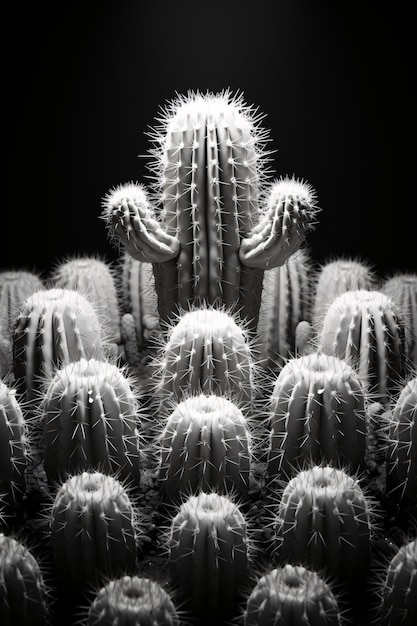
[50,471,137,590]
[382,273,417,369]
[168,491,248,621]
[102,91,319,333]
[42,358,141,487]
[379,538,417,626]
[0,533,48,626]
[244,563,342,626]
[12,288,105,402]
[266,352,367,482]
[159,394,251,500]
[318,289,407,405]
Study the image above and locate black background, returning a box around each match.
[3,0,416,279]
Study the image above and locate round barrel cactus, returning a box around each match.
[50,471,137,590]
[87,575,179,626]
[159,394,251,500]
[158,307,254,404]
[244,564,341,626]
[42,358,141,487]
[266,352,367,482]
[318,289,407,405]
[0,533,48,626]
[12,288,105,402]
[275,465,372,582]
[102,91,319,333]
[0,381,27,521]
[379,538,417,626]
[382,272,417,369]
[169,491,248,620]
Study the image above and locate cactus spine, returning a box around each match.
[50,471,137,590]
[266,352,367,482]
[382,273,417,369]
[42,358,141,487]
[275,465,372,582]
[87,575,179,625]
[379,539,417,626]
[0,533,48,626]
[244,564,341,626]
[159,394,251,500]
[169,491,248,620]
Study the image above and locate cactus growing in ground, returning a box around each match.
[379,538,417,626]
[266,352,367,482]
[244,564,342,626]
[158,307,254,404]
[385,376,417,515]
[0,533,48,626]
[42,358,141,488]
[12,288,105,402]
[169,491,248,621]
[0,381,27,522]
[318,289,407,405]
[159,394,251,500]
[50,471,137,590]
[382,273,417,369]
[87,575,179,626]
[256,248,312,371]
[102,91,319,332]
[274,465,373,582]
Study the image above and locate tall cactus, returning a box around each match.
[318,289,407,405]
[102,91,319,332]
[266,352,367,483]
[169,491,248,621]
[159,394,251,500]
[12,288,105,402]
[379,538,417,626]
[244,564,342,626]
[382,272,417,369]
[42,358,141,487]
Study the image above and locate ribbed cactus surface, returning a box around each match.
[159,394,250,499]
[380,539,417,626]
[0,270,44,338]
[42,358,141,487]
[244,564,341,626]
[382,273,417,369]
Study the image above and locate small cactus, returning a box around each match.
[318,289,407,405]
[266,352,367,482]
[87,575,179,626]
[42,358,141,487]
[50,471,137,590]
[0,533,48,626]
[159,394,251,500]
[244,564,342,626]
[379,538,417,626]
[0,270,44,338]
[382,273,417,369]
[169,491,248,620]
[274,465,372,582]
[12,288,105,402]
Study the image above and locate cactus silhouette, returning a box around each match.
[382,273,417,369]
[379,538,417,626]
[244,564,342,626]
[42,358,141,487]
[159,394,251,500]
[102,91,319,332]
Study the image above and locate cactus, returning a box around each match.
[50,471,137,590]
[0,381,27,521]
[12,288,105,402]
[244,564,341,626]
[0,533,48,626]
[50,255,122,356]
[312,257,376,324]
[87,575,179,625]
[256,248,312,371]
[42,358,141,487]
[169,491,248,620]
[318,289,407,405]
[159,394,251,500]
[274,465,372,582]
[266,352,367,482]
[102,91,319,333]
[379,538,417,626]
[386,376,417,515]
[382,273,417,369]
[158,307,254,404]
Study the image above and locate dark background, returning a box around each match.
[3,0,416,279]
